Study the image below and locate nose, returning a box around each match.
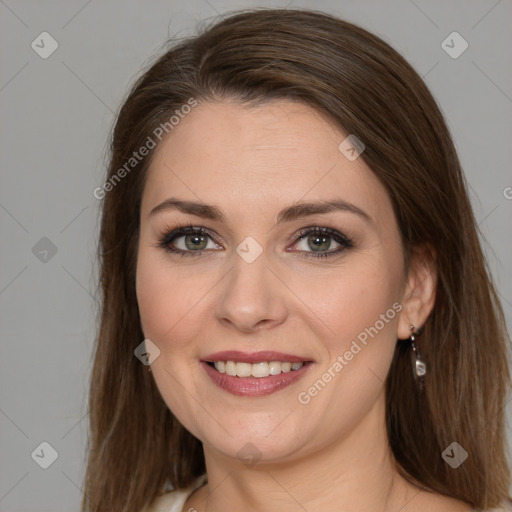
[215,251,289,333]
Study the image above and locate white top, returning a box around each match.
[146,474,207,512]
[145,475,511,512]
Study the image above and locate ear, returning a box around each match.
[397,244,437,340]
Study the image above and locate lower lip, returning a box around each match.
[201,361,312,397]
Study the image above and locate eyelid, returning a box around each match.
[156,223,353,258]
[290,226,353,258]
[292,225,352,245]
[156,224,221,251]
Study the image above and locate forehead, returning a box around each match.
[141,100,393,227]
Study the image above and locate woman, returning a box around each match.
[82,8,511,512]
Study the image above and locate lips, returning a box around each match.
[203,350,308,364]
[201,351,313,397]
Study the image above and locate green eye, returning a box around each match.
[292,227,353,259]
[158,225,353,259]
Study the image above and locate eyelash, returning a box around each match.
[156,222,354,259]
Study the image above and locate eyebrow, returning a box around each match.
[149,197,374,226]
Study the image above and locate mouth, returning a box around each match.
[201,351,313,397]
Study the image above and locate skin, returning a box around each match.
[136,100,472,512]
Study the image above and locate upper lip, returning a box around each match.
[202,350,311,364]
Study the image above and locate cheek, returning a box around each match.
[136,247,220,362]
[135,250,206,429]
[136,250,194,346]
[299,262,402,411]
[294,257,401,351]
[290,262,402,439]
[136,252,170,339]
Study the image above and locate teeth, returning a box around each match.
[225,361,236,376]
[236,362,252,378]
[213,360,305,377]
[252,362,270,378]
[268,361,281,375]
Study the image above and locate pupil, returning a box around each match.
[309,234,330,252]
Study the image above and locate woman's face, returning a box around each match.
[136,99,415,464]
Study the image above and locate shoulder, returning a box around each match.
[144,474,208,512]
[145,488,190,512]
[145,489,188,512]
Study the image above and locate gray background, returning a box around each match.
[1,0,511,510]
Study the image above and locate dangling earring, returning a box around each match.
[409,324,426,391]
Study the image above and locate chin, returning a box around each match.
[195,413,312,465]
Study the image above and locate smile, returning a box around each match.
[201,351,313,397]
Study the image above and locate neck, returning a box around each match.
[195,392,416,512]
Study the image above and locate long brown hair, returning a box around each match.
[82,8,511,511]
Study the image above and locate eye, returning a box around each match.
[156,224,353,259]
[157,224,221,257]
[290,227,353,259]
